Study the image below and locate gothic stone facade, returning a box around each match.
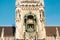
[16,0,46,40]
[0,0,60,40]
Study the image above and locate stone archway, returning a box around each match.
[24,12,37,33]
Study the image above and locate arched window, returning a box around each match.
[39,10,44,18]
[16,9,21,19]
[24,12,37,32]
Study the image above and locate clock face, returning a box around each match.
[24,12,37,33]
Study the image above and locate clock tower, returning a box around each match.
[15,0,46,40]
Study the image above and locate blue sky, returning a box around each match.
[0,0,60,26]
[45,0,60,26]
[0,0,15,26]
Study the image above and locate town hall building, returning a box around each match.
[0,0,60,40]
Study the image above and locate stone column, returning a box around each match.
[1,28,4,40]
